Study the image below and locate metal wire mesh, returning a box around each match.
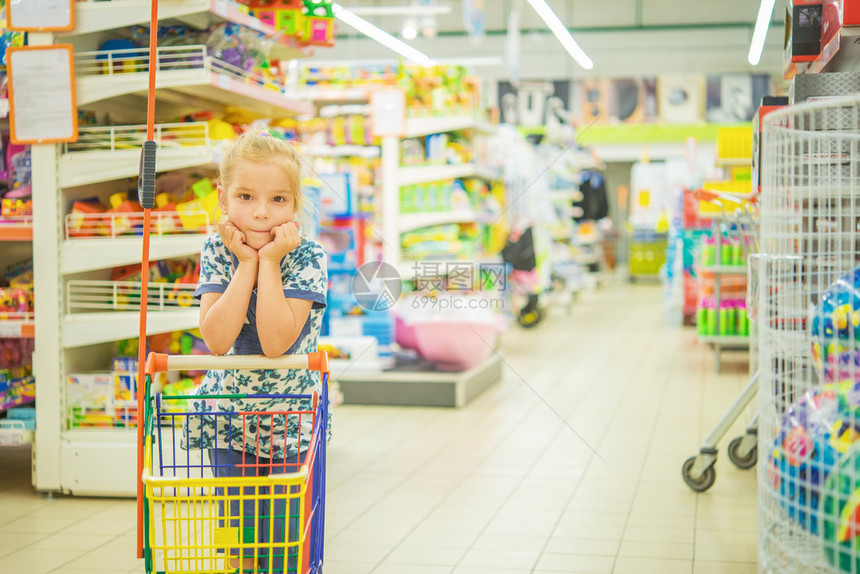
[759,95,860,573]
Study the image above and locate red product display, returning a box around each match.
[844,0,860,25]
[791,0,843,63]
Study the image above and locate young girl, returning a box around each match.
[185,131,328,572]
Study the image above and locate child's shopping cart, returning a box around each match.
[681,188,760,492]
[138,352,329,574]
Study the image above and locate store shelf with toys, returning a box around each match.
[59,122,214,188]
[68,0,314,61]
[28,1,334,493]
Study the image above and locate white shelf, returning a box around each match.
[397,163,498,186]
[61,234,208,275]
[60,122,214,187]
[69,0,312,61]
[60,429,137,496]
[76,46,314,118]
[399,210,477,233]
[0,422,34,446]
[404,115,495,138]
[63,310,199,348]
[696,264,747,275]
[398,255,503,279]
[697,335,750,346]
[0,320,35,338]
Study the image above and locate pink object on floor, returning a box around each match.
[411,320,505,372]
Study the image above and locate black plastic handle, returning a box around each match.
[138,140,158,209]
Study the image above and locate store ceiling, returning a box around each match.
[327,0,785,80]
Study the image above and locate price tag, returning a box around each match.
[217,74,232,90]
[8,45,78,144]
[0,322,23,337]
[7,0,75,31]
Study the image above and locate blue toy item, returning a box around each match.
[812,266,860,383]
[768,381,860,534]
[822,440,860,573]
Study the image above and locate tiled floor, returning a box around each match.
[0,281,758,573]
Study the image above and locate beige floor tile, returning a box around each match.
[0,548,81,570]
[613,556,694,574]
[622,525,695,544]
[458,549,540,570]
[469,533,547,553]
[693,561,758,574]
[0,514,81,535]
[382,545,467,567]
[0,531,46,557]
[374,565,453,574]
[317,560,376,574]
[533,553,614,573]
[324,543,392,564]
[618,539,694,560]
[543,537,619,556]
[695,542,758,563]
[23,532,115,552]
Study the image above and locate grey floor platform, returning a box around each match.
[334,354,503,408]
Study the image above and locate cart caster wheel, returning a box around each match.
[727,436,757,469]
[682,456,716,492]
[517,308,543,328]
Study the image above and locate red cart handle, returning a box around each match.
[144,351,331,375]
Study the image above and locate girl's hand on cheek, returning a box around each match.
[218,220,258,263]
[258,222,300,263]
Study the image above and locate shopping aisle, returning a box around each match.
[0,281,757,574]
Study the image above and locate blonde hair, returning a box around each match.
[218,131,311,231]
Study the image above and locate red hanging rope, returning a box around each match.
[136,0,159,559]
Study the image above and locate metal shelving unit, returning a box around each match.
[30,5,311,495]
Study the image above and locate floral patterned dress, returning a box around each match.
[183,233,328,460]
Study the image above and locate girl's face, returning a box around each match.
[218,161,297,250]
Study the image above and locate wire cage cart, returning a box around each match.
[758,95,860,573]
[682,189,760,492]
[138,352,329,574]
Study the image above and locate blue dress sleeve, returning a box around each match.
[283,239,328,309]
[193,234,232,299]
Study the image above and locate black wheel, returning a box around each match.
[727,436,757,469]
[517,307,543,328]
[682,456,716,492]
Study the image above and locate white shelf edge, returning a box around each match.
[399,210,477,233]
[697,335,750,346]
[397,164,477,186]
[63,310,199,348]
[696,265,748,275]
[59,147,215,188]
[61,234,209,275]
[404,115,494,138]
[69,0,312,61]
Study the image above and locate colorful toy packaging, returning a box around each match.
[812,266,860,383]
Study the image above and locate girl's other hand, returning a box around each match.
[258,221,300,263]
[218,220,258,263]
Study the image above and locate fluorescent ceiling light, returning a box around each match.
[332,3,432,66]
[348,6,452,16]
[748,0,776,65]
[525,0,593,70]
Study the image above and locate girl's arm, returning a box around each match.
[198,258,258,355]
[255,257,312,357]
[198,223,260,354]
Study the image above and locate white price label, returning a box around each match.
[0,322,22,337]
[217,74,232,90]
[213,1,228,18]
[0,98,10,119]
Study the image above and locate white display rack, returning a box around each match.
[397,163,484,186]
[399,210,477,233]
[60,122,213,187]
[64,210,212,240]
[75,45,314,118]
[0,420,34,447]
[68,0,312,61]
[63,310,198,348]
[302,144,380,158]
[0,216,33,241]
[404,115,496,139]
[61,234,209,275]
[66,280,198,313]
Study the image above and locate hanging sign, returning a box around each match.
[7,0,75,31]
[8,44,78,144]
[369,89,406,138]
